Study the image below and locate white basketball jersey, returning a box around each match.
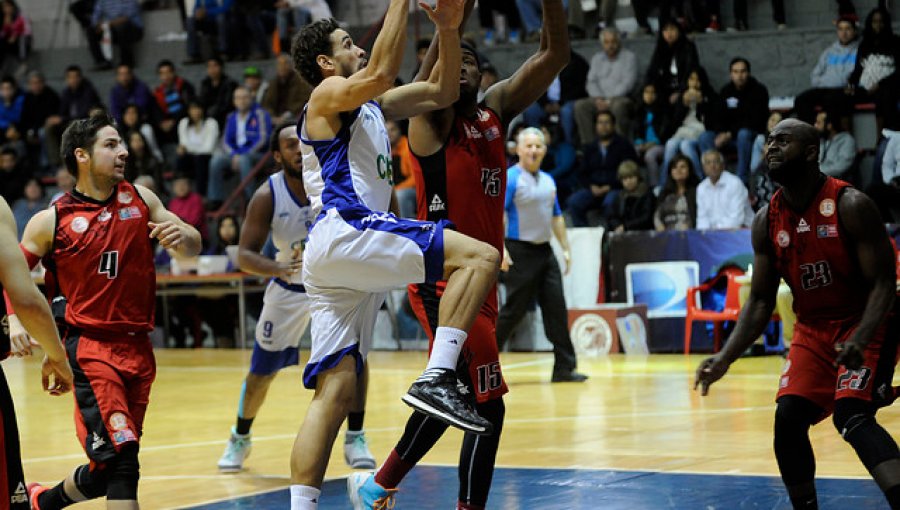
[298,101,393,217]
[269,171,314,285]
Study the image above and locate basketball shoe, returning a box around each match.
[402,368,492,435]
[217,427,252,472]
[344,430,376,469]
[348,472,397,510]
[27,483,47,510]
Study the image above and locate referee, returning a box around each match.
[497,127,587,383]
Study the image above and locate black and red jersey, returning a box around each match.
[45,182,155,336]
[768,176,868,323]
[409,105,507,316]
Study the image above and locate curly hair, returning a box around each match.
[60,111,118,177]
[291,18,341,86]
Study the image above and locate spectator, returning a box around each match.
[566,110,638,227]
[517,0,607,42]
[0,75,22,144]
[199,56,238,129]
[540,123,577,206]
[478,0,522,45]
[846,7,900,135]
[815,109,857,178]
[792,16,858,124]
[207,86,271,207]
[57,65,103,124]
[574,28,637,143]
[50,166,75,203]
[133,173,156,192]
[109,64,154,124]
[90,0,144,68]
[177,100,219,196]
[167,174,209,242]
[21,71,59,172]
[661,67,718,183]
[0,146,24,202]
[274,0,312,52]
[644,20,700,107]
[121,103,163,161]
[699,57,769,182]
[243,66,268,105]
[124,129,165,187]
[0,0,30,69]
[522,48,588,146]
[153,60,196,164]
[631,82,672,188]
[69,0,106,69]
[567,0,615,40]
[197,215,241,347]
[695,149,753,229]
[704,0,757,31]
[262,53,311,123]
[232,0,273,61]
[607,160,656,232]
[387,120,416,219]
[653,154,699,231]
[868,127,900,222]
[184,0,234,64]
[747,112,784,212]
[11,177,44,239]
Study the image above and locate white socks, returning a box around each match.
[425,326,467,371]
[290,485,320,510]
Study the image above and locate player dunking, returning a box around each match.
[19,112,201,509]
[696,119,900,508]
[288,0,502,507]
[0,195,73,510]
[349,0,570,508]
[216,123,375,472]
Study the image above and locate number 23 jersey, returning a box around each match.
[768,176,868,324]
[46,182,155,335]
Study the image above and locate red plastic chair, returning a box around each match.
[684,267,745,354]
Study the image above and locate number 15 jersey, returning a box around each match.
[45,182,155,336]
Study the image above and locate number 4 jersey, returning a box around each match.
[768,176,868,324]
[45,182,155,336]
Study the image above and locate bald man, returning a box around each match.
[696,119,900,509]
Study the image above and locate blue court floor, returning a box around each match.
[183,465,887,509]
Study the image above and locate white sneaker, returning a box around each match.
[217,428,252,472]
[344,431,376,469]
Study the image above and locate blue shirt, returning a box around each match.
[505,164,561,243]
[92,0,143,29]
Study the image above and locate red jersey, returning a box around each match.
[409,105,507,315]
[768,176,868,324]
[45,182,155,336]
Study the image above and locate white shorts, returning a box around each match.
[301,207,449,389]
[249,279,311,375]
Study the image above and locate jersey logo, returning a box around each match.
[776,230,790,247]
[71,216,89,234]
[376,154,394,185]
[796,218,811,233]
[11,483,26,504]
[819,198,836,217]
[485,126,500,141]
[118,206,143,220]
[117,191,133,204]
[91,431,106,450]
[817,224,838,238]
[481,168,502,197]
[799,260,832,290]
[429,194,446,212]
[98,209,112,222]
[465,125,482,139]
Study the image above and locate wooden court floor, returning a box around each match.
[6,349,897,509]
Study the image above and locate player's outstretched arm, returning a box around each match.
[835,189,896,369]
[413,0,476,84]
[380,0,464,122]
[136,185,202,258]
[0,202,72,395]
[483,0,569,125]
[695,207,779,395]
[238,184,301,280]
[308,0,410,117]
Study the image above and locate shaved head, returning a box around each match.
[775,118,819,148]
[764,118,821,186]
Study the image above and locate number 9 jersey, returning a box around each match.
[44,182,155,337]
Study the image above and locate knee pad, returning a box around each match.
[106,445,140,501]
[73,464,109,500]
[775,395,822,436]
[832,398,875,438]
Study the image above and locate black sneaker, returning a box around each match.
[551,370,589,383]
[402,368,493,435]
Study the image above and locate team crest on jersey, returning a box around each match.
[796,218,810,233]
[71,216,89,234]
[117,191,133,204]
[98,209,112,222]
[477,109,490,122]
[485,126,500,141]
[109,412,128,431]
[776,230,790,247]
[817,224,838,238]
[118,206,142,220]
[819,198,835,217]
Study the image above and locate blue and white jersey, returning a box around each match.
[505,164,562,244]
[298,101,393,218]
[269,171,314,286]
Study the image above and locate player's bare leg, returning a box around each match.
[344,364,375,469]
[218,372,277,472]
[402,230,499,434]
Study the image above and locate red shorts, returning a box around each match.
[776,317,898,422]
[408,283,508,404]
[66,331,156,463]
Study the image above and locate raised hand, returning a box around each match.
[419,0,465,31]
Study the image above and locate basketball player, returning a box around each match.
[17,112,201,510]
[288,0,501,508]
[349,1,570,508]
[0,196,73,510]
[217,122,374,472]
[695,119,900,508]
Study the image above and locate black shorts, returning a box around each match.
[0,364,29,509]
